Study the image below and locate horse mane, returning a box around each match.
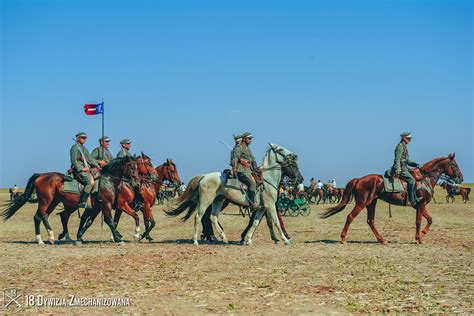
[102,157,132,174]
[421,156,448,173]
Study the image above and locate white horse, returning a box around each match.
[165,144,304,245]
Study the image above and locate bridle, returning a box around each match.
[137,158,158,183]
[261,146,301,189]
[422,157,462,185]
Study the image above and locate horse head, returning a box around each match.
[137,152,157,177]
[157,159,182,185]
[446,153,463,184]
[268,143,304,184]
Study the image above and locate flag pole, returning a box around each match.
[101,98,104,158]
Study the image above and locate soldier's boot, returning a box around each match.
[78,192,90,210]
[407,183,422,208]
[247,190,257,211]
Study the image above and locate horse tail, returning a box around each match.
[1,173,41,221]
[165,175,203,221]
[320,178,358,219]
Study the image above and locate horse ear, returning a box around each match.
[448,153,453,159]
[452,152,456,159]
[141,151,144,158]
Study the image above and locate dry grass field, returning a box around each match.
[0,185,472,314]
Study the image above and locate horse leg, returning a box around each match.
[277,210,291,240]
[415,204,424,244]
[421,208,433,237]
[112,210,123,241]
[76,206,102,244]
[341,204,365,244]
[209,197,228,243]
[266,204,291,245]
[263,211,279,243]
[58,207,75,242]
[33,198,53,245]
[41,199,60,244]
[101,203,122,243]
[193,197,214,245]
[119,204,141,241]
[366,200,386,244]
[243,208,266,245]
[140,202,156,242]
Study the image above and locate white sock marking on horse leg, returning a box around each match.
[36,234,44,245]
[48,230,55,244]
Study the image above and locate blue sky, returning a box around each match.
[1,0,472,187]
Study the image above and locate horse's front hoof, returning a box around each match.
[75,239,83,245]
[273,239,280,244]
[284,239,291,245]
[416,239,424,244]
[133,234,140,241]
[58,233,65,241]
[380,240,388,245]
[193,240,199,246]
[340,240,347,245]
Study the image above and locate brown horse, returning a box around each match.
[1,156,139,245]
[440,182,471,203]
[112,157,183,241]
[321,154,463,244]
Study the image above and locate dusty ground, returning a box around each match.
[0,187,473,314]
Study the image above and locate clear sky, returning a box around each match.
[1,0,472,187]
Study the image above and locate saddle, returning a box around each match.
[63,168,98,195]
[222,169,263,193]
[383,169,430,194]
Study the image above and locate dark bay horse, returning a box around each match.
[321,154,463,244]
[76,154,159,243]
[111,157,182,241]
[1,156,139,245]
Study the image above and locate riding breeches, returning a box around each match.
[78,172,93,193]
[398,169,416,185]
[237,172,256,192]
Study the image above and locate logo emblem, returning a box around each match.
[3,288,22,312]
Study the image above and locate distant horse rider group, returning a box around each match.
[1,131,466,246]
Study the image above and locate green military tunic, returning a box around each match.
[391,141,418,185]
[116,148,131,158]
[231,143,257,192]
[91,146,113,163]
[230,143,241,167]
[70,143,99,193]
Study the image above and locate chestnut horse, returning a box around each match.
[112,157,182,241]
[321,154,463,244]
[440,182,471,203]
[1,156,139,244]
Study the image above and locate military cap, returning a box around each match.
[242,132,253,138]
[400,132,413,138]
[234,134,243,140]
[75,132,87,138]
[120,139,131,145]
[99,136,110,142]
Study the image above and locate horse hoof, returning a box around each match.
[58,233,65,240]
[284,240,291,245]
[380,240,388,245]
[223,239,229,244]
[193,241,199,246]
[133,234,140,241]
[273,239,280,244]
[75,240,83,245]
[340,240,347,245]
[37,240,45,245]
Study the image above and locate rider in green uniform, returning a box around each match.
[70,132,102,209]
[390,132,422,208]
[91,136,113,164]
[231,132,258,209]
[230,134,242,170]
[117,139,132,158]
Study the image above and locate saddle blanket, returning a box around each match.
[383,171,404,193]
[63,178,99,195]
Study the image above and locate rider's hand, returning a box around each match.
[232,168,237,174]
[98,160,106,166]
[82,167,90,172]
